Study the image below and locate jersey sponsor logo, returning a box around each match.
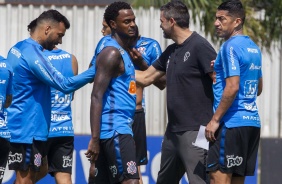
[183,51,190,62]
[244,80,258,98]
[47,54,71,60]
[51,113,71,122]
[0,80,6,84]
[34,60,52,81]
[244,102,258,111]
[62,156,72,168]
[52,93,71,107]
[50,126,74,133]
[242,115,260,121]
[0,96,3,113]
[226,155,243,168]
[34,153,42,167]
[11,48,21,58]
[0,131,10,138]
[109,165,117,178]
[247,48,259,53]
[229,47,237,70]
[127,161,137,175]
[0,120,6,128]
[153,43,160,58]
[8,152,22,164]
[0,62,7,68]
[249,63,261,70]
[128,80,136,95]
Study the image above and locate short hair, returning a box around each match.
[104,1,132,29]
[27,18,37,33]
[217,0,245,25]
[160,1,190,28]
[36,9,70,29]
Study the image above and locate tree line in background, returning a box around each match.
[131,0,282,52]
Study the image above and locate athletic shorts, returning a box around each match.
[0,138,10,183]
[94,131,139,184]
[47,136,74,176]
[132,108,148,165]
[206,124,260,176]
[8,140,46,172]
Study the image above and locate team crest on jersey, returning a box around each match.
[34,153,42,167]
[62,156,72,168]
[109,165,117,177]
[184,51,190,62]
[137,47,146,55]
[126,161,137,175]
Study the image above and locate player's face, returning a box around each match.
[112,9,137,39]
[43,22,66,50]
[101,19,111,36]
[160,11,172,39]
[214,10,238,40]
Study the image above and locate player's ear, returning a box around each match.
[110,20,116,30]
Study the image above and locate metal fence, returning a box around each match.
[0,4,279,137]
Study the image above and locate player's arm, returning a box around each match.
[4,95,12,108]
[71,54,79,100]
[135,65,165,88]
[129,48,166,90]
[206,75,239,141]
[86,47,121,161]
[212,76,239,122]
[257,77,263,96]
[25,48,95,93]
[4,70,13,108]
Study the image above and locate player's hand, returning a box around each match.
[205,119,220,142]
[85,138,100,162]
[211,60,215,69]
[128,48,143,64]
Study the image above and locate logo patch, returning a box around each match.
[183,51,190,62]
[126,161,137,175]
[62,156,72,168]
[8,152,23,164]
[226,155,243,168]
[34,153,42,167]
[109,165,117,178]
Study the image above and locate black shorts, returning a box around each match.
[8,140,46,172]
[0,138,10,183]
[132,108,148,165]
[207,124,260,176]
[47,136,74,176]
[95,132,139,184]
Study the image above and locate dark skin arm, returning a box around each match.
[4,95,12,108]
[85,46,123,162]
[128,47,166,90]
[257,77,263,96]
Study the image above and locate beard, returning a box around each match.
[42,36,56,51]
[162,30,171,39]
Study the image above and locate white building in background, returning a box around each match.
[0,4,279,137]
